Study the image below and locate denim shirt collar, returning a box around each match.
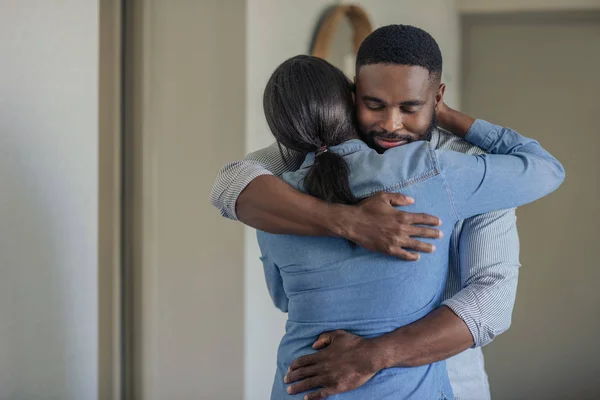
[298,129,446,170]
[299,139,370,169]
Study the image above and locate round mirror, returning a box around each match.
[310,5,373,78]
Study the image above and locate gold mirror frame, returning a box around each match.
[310,5,373,60]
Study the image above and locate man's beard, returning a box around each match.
[362,111,438,153]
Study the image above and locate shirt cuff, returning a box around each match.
[464,119,501,152]
[442,290,484,348]
[210,163,274,221]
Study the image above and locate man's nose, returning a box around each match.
[380,109,403,133]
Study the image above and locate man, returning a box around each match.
[211,25,520,400]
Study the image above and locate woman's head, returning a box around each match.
[263,55,358,153]
[263,55,359,205]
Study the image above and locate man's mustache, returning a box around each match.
[368,130,416,142]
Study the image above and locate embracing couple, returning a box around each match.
[211,25,564,399]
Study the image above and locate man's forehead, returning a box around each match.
[356,64,433,98]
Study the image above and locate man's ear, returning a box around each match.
[435,83,446,106]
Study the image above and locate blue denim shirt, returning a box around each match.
[257,120,564,400]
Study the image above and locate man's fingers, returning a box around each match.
[290,354,318,371]
[287,377,325,395]
[312,332,333,349]
[384,192,415,207]
[305,388,336,400]
[284,365,319,384]
[388,247,420,261]
[402,238,436,253]
[404,212,442,226]
[409,226,443,239]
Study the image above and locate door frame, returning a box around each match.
[99,0,123,398]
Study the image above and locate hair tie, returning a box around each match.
[315,145,328,157]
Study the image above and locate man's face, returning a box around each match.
[355,64,442,153]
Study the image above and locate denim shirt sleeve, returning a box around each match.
[209,142,304,220]
[257,234,289,313]
[436,120,565,220]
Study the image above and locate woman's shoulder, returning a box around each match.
[347,141,439,198]
[380,140,437,172]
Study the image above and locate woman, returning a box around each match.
[257,55,564,399]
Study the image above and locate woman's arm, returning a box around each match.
[439,117,565,220]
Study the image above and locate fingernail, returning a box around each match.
[416,254,421,260]
[437,219,443,226]
[305,396,309,400]
[287,367,291,373]
[407,196,415,203]
[431,245,436,252]
[438,231,443,238]
[287,386,292,394]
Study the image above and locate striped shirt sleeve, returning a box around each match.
[209,142,303,220]
[442,209,520,347]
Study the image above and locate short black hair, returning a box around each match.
[356,24,443,79]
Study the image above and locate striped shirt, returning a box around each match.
[209,128,520,400]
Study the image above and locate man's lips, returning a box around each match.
[373,136,409,149]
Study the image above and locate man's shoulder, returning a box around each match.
[432,127,486,155]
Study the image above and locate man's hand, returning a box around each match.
[332,192,442,261]
[284,307,474,399]
[435,97,451,122]
[284,330,383,399]
[435,101,475,138]
[237,176,441,261]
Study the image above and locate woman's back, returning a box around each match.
[258,139,457,399]
[260,139,456,324]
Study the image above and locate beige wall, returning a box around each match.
[127,1,246,399]
[0,0,100,399]
[462,13,600,399]
[244,1,460,399]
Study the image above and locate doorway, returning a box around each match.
[462,11,600,399]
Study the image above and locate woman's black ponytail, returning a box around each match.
[263,55,359,205]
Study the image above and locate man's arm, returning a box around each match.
[211,143,350,236]
[210,142,302,220]
[210,143,443,260]
[283,307,472,399]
